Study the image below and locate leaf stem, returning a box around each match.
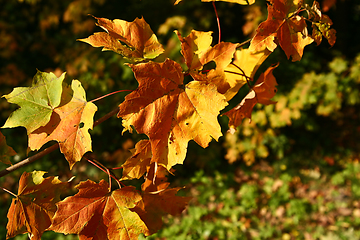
[212,1,221,44]
[0,107,120,179]
[86,158,123,189]
[1,187,17,197]
[90,90,132,103]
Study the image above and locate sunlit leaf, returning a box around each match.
[2,71,65,134]
[49,180,150,240]
[118,59,227,171]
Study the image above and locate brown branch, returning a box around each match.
[0,107,120,178]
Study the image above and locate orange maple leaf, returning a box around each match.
[307,1,336,47]
[224,64,279,131]
[249,0,313,61]
[79,16,164,62]
[132,187,191,234]
[49,180,150,240]
[28,80,97,169]
[6,171,69,240]
[118,59,227,171]
[176,30,237,81]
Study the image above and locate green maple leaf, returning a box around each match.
[2,70,65,134]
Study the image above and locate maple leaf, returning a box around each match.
[224,64,278,131]
[6,171,69,240]
[28,80,97,169]
[121,140,152,180]
[118,58,227,171]
[175,30,237,99]
[2,70,65,134]
[307,1,336,47]
[249,0,314,61]
[49,180,150,240]
[0,131,16,164]
[79,16,164,62]
[223,48,271,101]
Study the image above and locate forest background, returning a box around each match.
[0,0,360,239]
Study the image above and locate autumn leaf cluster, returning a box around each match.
[0,0,335,239]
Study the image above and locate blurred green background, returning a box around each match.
[1,0,360,239]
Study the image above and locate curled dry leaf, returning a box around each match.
[28,80,97,169]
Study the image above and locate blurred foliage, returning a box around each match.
[141,161,360,239]
[0,0,360,239]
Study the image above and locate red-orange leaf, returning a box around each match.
[28,80,97,169]
[79,16,164,61]
[249,0,314,61]
[49,180,150,240]
[0,131,16,164]
[224,64,279,131]
[6,171,68,240]
[118,59,227,171]
[132,187,191,234]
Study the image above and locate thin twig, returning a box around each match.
[212,1,221,44]
[1,187,17,197]
[0,107,120,178]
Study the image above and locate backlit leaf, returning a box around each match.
[2,71,65,134]
[249,0,314,61]
[176,30,237,76]
[121,140,152,180]
[49,180,150,240]
[225,64,278,130]
[223,48,271,101]
[28,80,97,169]
[118,59,227,171]
[6,171,68,240]
[79,16,164,61]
